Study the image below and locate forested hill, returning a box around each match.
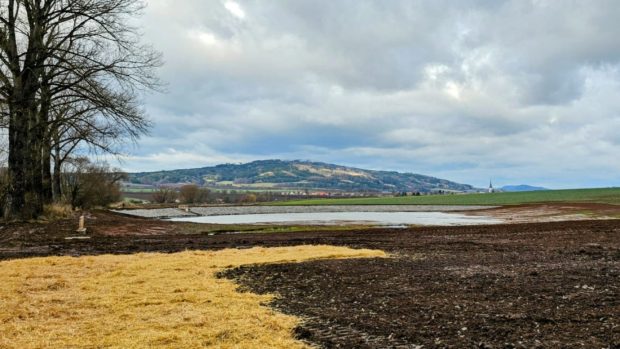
[128,160,475,193]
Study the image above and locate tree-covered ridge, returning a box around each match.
[128,160,474,193]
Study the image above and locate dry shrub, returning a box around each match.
[0,246,385,348]
[241,193,257,204]
[151,186,178,204]
[62,158,125,209]
[179,184,209,204]
[43,203,74,220]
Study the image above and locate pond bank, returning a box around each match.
[114,204,496,219]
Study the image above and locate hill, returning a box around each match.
[501,185,548,192]
[128,160,474,193]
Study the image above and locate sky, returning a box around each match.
[117,0,620,189]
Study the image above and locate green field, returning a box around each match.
[272,187,620,206]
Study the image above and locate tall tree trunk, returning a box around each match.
[41,142,53,204]
[52,157,62,202]
[7,109,43,219]
[39,82,53,204]
[4,0,46,220]
[52,138,63,202]
[6,76,45,219]
[29,117,44,211]
[6,107,29,219]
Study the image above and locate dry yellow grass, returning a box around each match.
[42,203,73,220]
[0,246,385,348]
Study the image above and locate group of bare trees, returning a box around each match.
[62,157,125,209]
[0,0,161,219]
[150,186,268,205]
[151,184,210,205]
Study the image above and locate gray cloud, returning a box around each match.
[118,0,620,188]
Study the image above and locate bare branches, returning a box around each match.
[1,0,161,219]
[39,0,160,165]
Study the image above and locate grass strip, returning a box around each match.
[271,187,620,206]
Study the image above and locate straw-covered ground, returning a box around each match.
[0,246,384,348]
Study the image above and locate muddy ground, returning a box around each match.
[0,207,619,348]
[223,219,620,348]
[466,202,620,223]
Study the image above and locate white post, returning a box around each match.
[77,215,87,234]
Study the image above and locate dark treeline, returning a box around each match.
[149,185,288,205]
[0,0,161,219]
[144,184,377,205]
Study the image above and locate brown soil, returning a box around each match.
[1,209,619,348]
[220,218,620,348]
[468,202,620,223]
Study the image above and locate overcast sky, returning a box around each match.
[119,0,620,189]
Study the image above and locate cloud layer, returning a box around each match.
[123,0,620,188]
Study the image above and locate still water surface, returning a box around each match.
[169,211,501,226]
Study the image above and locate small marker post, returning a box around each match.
[77,215,87,234]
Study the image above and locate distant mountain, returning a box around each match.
[128,159,474,193]
[500,184,548,192]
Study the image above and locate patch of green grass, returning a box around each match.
[270,187,620,206]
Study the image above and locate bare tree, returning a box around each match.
[47,94,150,201]
[0,0,161,219]
[61,157,125,209]
[151,186,177,204]
[179,184,209,204]
[240,193,257,204]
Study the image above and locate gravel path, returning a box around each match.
[112,208,196,218]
